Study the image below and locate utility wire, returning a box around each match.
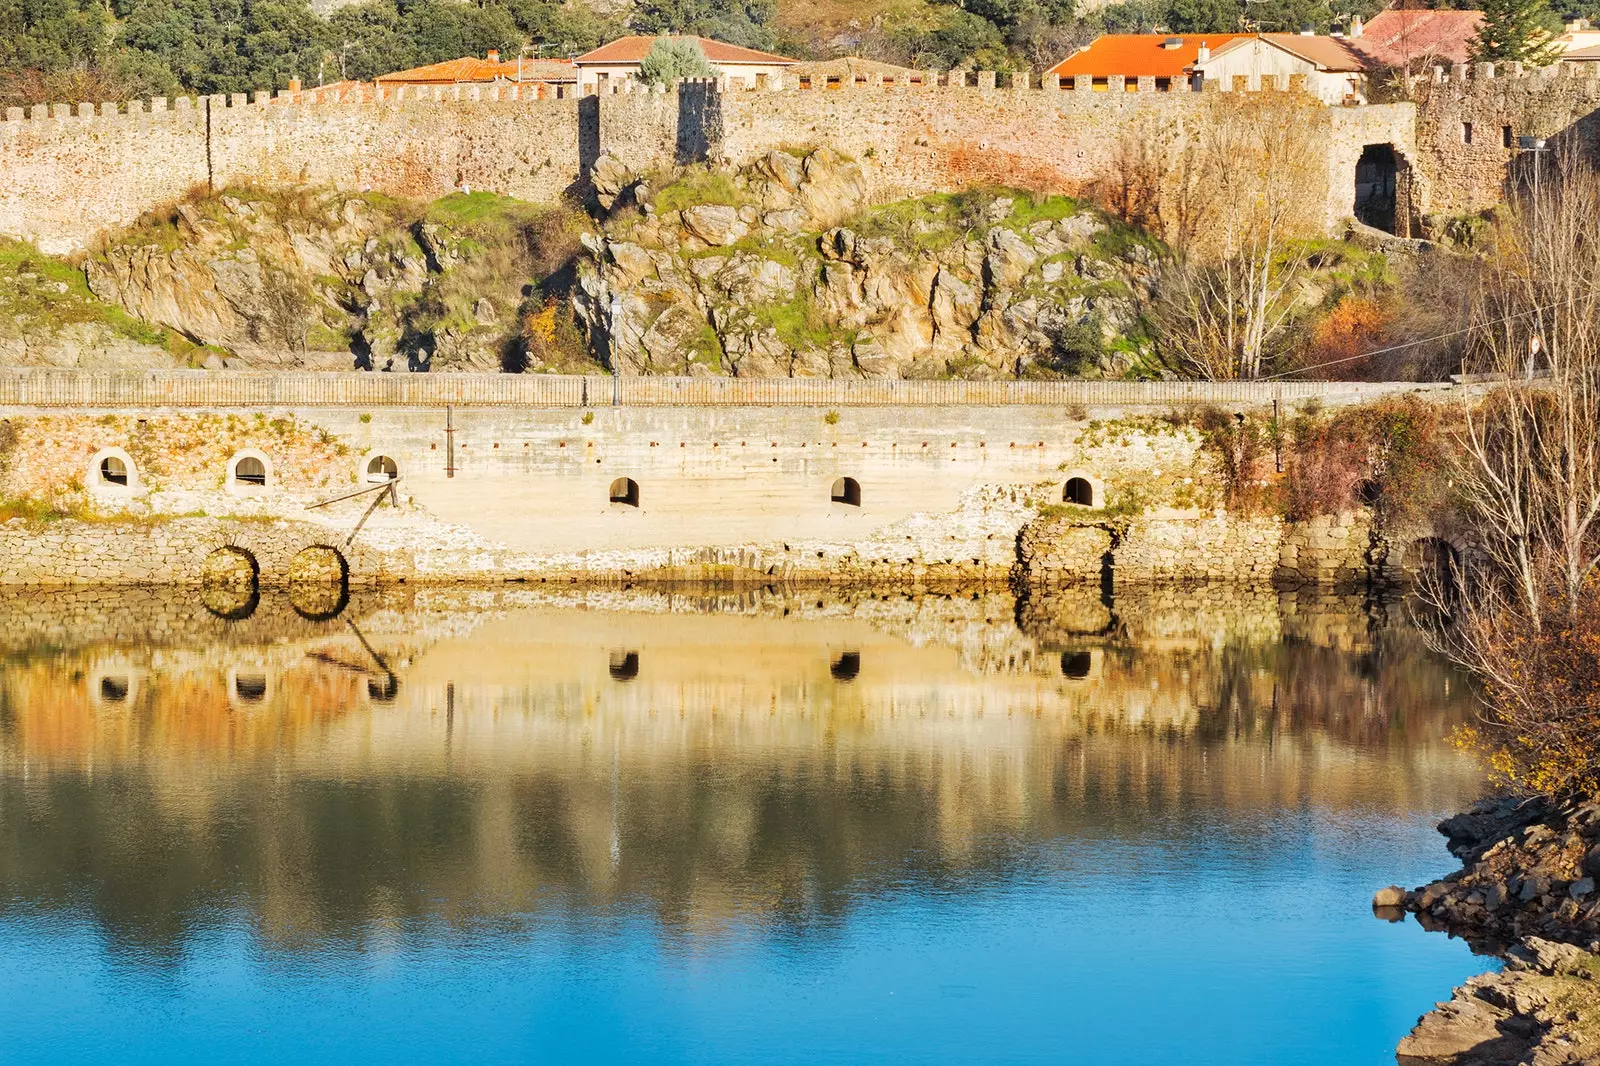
[1260,295,1581,381]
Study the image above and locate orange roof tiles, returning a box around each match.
[1048,34,1253,79]
[575,35,798,66]
[1350,10,1485,67]
[376,55,576,85]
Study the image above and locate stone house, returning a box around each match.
[572,36,798,92]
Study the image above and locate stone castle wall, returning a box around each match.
[5,67,1597,253]
[1410,62,1600,222]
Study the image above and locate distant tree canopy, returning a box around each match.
[1469,0,1564,65]
[636,36,716,84]
[3,0,1586,106]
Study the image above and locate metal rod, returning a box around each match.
[306,478,397,510]
[446,404,455,478]
[343,478,396,548]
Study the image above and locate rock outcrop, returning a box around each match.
[1390,795,1600,1065]
[573,149,1155,379]
[85,189,583,373]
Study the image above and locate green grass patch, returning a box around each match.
[0,238,172,346]
[653,170,748,214]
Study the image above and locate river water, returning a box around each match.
[0,584,1488,1064]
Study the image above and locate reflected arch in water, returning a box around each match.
[228,667,271,708]
[1061,651,1094,680]
[287,545,350,621]
[366,674,400,703]
[609,650,639,681]
[88,662,140,707]
[830,650,861,681]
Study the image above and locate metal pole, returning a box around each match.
[446,404,455,478]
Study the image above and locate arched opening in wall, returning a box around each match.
[830,651,860,682]
[233,455,268,487]
[609,477,640,507]
[609,650,639,681]
[830,477,861,507]
[99,676,130,702]
[1063,477,1095,507]
[1355,479,1382,509]
[1405,537,1462,607]
[1355,144,1399,234]
[202,546,261,621]
[100,456,129,487]
[366,455,399,483]
[288,544,350,621]
[233,673,269,704]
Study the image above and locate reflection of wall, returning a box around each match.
[0,588,1479,957]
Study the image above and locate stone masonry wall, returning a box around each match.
[1,90,582,255]
[1019,509,1379,587]
[9,69,1595,254]
[0,403,1460,589]
[1410,63,1600,222]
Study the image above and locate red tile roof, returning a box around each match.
[1568,43,1600,59]
[1350,10,1485,68]
[1205,33,1370,73]
[376,56,576,85]
[1048,34,1253,79]
[575,36,797,66]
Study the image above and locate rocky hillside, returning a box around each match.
[577,149,1156,379]
[0,238,186,369]
[83,187,586,373]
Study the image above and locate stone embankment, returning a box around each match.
[1382,795,1600,1064]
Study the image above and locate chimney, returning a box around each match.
[1162,36,1183,49]
[487,49,500,63]
[1350,15,1363,37]
[1299,24,1315,36]
[288,77,302,93]
[1196,41,1210,62]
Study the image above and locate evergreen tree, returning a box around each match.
[1469,0,1563,65]
[636,36,715,84]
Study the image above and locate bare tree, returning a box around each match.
[1148,95,1324,379]
[1448,149,1600,628]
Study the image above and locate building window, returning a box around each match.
[1502,125,1513,148]
[365,455,399,482]
[1462,122,1473,144]
[830,476,861,506]
[609,477,640,507]
[100,456,128,486]
[1064,477,1095,506]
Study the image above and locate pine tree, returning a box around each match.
[1469,0,1563,66]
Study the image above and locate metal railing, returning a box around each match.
[0,369,1456,409]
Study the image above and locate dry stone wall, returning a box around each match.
[7,69,1596,254]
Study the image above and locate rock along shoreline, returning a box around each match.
[1381,795,1600,1065]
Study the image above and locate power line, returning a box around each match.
[1260,294,1584,381]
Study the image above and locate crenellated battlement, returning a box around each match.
[9,56,1596,136]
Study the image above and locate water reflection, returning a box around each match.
[0,585,1477,960]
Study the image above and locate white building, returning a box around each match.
[1191,33,1370,105]
[573,36,798,93]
